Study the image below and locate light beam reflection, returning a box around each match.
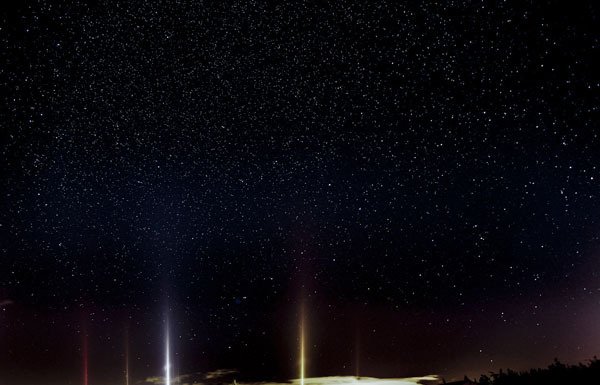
[125,328,130,385]
[82,330,89,385]
[299,304,306,385]
[165,319,171,385]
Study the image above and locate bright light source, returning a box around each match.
[165,320,171,385]
[299,304,305,385]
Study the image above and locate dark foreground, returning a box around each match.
[468,357,600,385]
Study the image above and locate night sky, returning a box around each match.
[1,1,599,384]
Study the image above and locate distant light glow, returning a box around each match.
[299,304,305,385]
[355,332,360,378]
[165,321,171,385]
[82,332,89,385]
[125,330,130,385]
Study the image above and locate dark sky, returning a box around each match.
[1,1,599,384]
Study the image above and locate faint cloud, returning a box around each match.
[140,376,163,384]
[205,369,239,379]
[139,369,238,385]
[0,299,14,307]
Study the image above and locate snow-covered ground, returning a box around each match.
[139,372,440,385]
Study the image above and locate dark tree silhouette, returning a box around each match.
[477,357,600,385]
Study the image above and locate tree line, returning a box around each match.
[476,357,600,385]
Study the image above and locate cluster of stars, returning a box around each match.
[1,0,598,383]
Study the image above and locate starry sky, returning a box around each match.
[1,1,599,384]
